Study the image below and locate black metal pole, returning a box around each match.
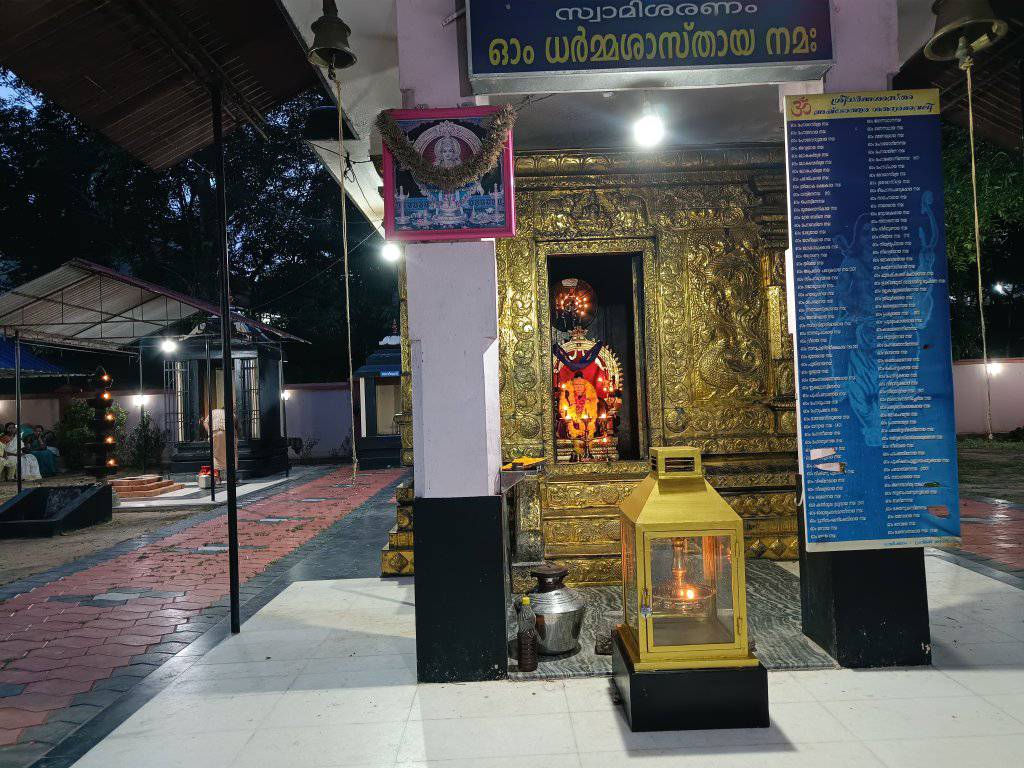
[138,343,146,475]
[14,331,22,494]
[212,86,241,634]
[206,337,215,502]
[280,348,289,479]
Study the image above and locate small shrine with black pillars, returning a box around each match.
[164,318,292,480]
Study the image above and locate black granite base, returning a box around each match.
[612,632,769,732]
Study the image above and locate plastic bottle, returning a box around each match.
[516,595,539,672]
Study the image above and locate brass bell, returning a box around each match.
[308,0,356,71]
[924,0,1008,61]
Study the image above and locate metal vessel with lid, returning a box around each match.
[527,563,587,655]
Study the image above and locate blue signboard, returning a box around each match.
[467,1,833,91]
[786,90,961,552]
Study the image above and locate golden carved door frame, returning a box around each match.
[537,238,659,476]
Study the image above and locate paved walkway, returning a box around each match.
[959,497,1024,574]
[0,466,406,765]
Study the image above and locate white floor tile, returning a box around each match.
[766,672,817,703]
[931,640,1024,668]
[823,696,1024,741]
[940,667,1024,696]
[865,734,1024,768]
[313,630,417,658]
[294,653,418,689]
[576,741,884,768]
[233,722,403,767]
[396,757,581,768]
[567,702,855,753]
[262,686,417,727]
[986,693,1024,725]
[410,679,567,720]
[114,690,282,735]
[790,668,973,702]
[73,730,254,768]
[398,713,577,762]
[563,676,620,712]
[195,628,332,664]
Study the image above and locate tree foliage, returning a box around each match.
[942,123,1024,359]
[0,69,393,383]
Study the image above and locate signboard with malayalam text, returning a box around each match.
[786,90,961,552]
[466,0,833,93]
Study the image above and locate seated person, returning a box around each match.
[0,422,41,482]
[25,425,58,477]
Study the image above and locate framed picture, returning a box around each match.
[382,106,515,242]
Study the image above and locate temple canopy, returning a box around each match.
[0,339,78,378]
[0,259,305,351]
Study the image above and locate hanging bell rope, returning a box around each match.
[334,76,360,478]
[375,106,516,192]
[960,48,996,441]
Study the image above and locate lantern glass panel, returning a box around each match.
[649,534,734,648]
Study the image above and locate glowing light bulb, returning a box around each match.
[160,338,178,354]
[381,243,402,262]
[633,100,665,147]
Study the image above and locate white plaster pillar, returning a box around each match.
[406,242,502,497]
[396,0,502,499]
[825,0,900,92]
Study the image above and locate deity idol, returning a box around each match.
[408,121,486,228]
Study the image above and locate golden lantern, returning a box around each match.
[614,446,767,731]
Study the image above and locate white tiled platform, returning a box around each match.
[71,553,1024,768]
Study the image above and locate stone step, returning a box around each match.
[388,525,413,549]
[109,475,166,491]
[381,544,414,576]
[111,478,185,499]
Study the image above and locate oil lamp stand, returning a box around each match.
[612,632,769,732]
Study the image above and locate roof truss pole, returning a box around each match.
[14,330,22,494]
[212,84,241,635]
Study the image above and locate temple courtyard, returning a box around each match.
[0,457,1019,768]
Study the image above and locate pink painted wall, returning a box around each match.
[953,359,1024,435]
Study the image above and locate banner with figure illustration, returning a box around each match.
[786,89,961,552]
[467,1,833,93]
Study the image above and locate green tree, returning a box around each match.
[0,69,394,383]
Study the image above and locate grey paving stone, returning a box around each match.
[111,663,160,678]
[71,689,125,708]
[18,719,80,746]
[0,740,50,768]
[0,683,26,697]
[148,641,191,654]
[48,704,103,725]
[128,652,175,666]
[91,677,140,693]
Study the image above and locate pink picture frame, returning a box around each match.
[382,106,516,242]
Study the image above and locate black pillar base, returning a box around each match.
[612,632,769,732]
[413,495,509,683]
[799,536,932,668]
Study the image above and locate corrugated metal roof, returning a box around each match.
[0,0,316,170]
[0,339,72,378]
[0,259,305,350]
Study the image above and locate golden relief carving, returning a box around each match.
[493,147,798,569]
[544,480,640,510]
[723,492,799,519]
[544,517,621,546]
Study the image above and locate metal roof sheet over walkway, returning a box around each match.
[0,259,305,351]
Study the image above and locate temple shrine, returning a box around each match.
[382,146,798,587]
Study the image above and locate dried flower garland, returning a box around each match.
[376,106,516,192]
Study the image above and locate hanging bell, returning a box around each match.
[923,0,1008,62]
[308,0,357,71]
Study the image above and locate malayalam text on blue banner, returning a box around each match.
[786,89,961,552]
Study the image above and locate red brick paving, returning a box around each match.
[0,467,403,748]
[960,497,1024,571]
